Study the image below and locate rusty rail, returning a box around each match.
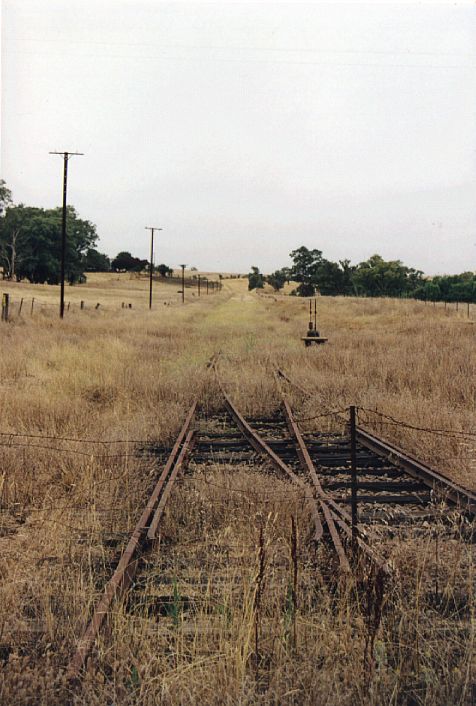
[222,391,324,542]
[67,401,197,680]
[276,366,474,516]
[282,399,350,571]
[356,426,476,516]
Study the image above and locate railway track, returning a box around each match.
[67,369,475,681]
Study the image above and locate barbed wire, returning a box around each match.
[358,407,476,439]
[294,408,348,423]
[0,429,158,444]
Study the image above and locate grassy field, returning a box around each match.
[0,274,474,704]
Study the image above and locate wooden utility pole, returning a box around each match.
[49,151,83,318]
[145,226,162,309]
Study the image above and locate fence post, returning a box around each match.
[456,301,459,312]
[80,300,84,310]
[350,405,358,554]
[31,297,35,315]
[19,298,23,315]
[1,293,9,322]
[468,302,470,318]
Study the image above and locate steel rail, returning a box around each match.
[276,367,475,515]
[147,428,196,539]
[282,399,350,571]
[282,399,390,574]
[356,427,476,515]
[222,391,324,542]
[67,401,197,680]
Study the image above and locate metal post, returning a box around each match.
[314,298,317,330]
[206,278,209,295]
[31,297,34,315]
[49,150,83,318]
[350,405,358,553]
[180,264,186,303]
[19,298,23,315]
[467,302,470,318]
[198,274,201,296]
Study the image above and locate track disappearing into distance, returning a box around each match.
[65,359,475,682]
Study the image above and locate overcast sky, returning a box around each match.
[1,1,475,274]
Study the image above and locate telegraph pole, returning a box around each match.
[180,264,186,303]
[49,151,83,318]
[145,226,162,309]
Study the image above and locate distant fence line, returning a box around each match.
[0,278,224,322]
[256,290,474,317]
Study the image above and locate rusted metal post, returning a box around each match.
[1,293,9,322]
[206,278,209,295]
[350,405,358,553]
[198,274,201,296]
[314,298,317,330]
[31,297,35,315]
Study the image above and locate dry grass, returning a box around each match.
[0,275,474,704]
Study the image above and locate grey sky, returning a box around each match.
[1,1,475,274]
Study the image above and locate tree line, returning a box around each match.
[0,181,173,284]
[248,246,476,303]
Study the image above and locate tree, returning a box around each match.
[352,255,423,298]
[83,248,111,272]
[266,268,288,292]
[0,180,12,216]
[111,251,148,272]
[0,204,97,284]
[156,263,173,278]
[248,266,264,291]
[289,246,323,293]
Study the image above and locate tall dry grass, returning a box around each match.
[0,275,474,704]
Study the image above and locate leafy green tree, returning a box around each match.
[83,248,111,272]
[266,268,288,292]
[353,255,422,297]
[248,266,264,291]
[0,180,12,216]
[289,246,323,294]
[111,251,148,272]
[157,263,173,277]
[0,205,97,283]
